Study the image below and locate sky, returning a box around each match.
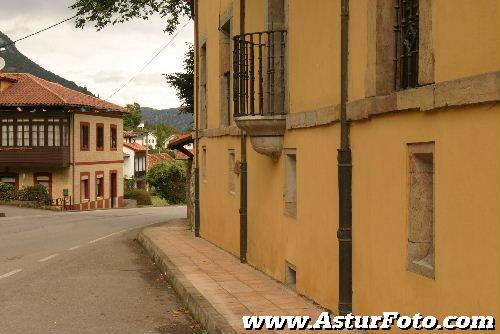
[0,0,194,109]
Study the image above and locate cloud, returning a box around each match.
[0,0,194,109]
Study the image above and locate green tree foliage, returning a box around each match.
[70,0,193,34]
[153,123,178,151]
[165,45,194,114]
[147,161,187,204]
[124,102,142,131]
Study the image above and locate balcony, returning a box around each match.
[134,170,146,179]
[233,30,287,160]
[0,146,70,168]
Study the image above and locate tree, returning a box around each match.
[124,102,142,131]
[153,123,178,152]
[70,0,193,34]
[147,161,187,204]
[165,45,194,114]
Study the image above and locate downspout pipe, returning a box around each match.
[337,0,353,316]
[194,0,201,238]
[239,0,248,263]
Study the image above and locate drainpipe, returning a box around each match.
[337,0,352,316]
[194,0,201,237]
[239,0,248,263]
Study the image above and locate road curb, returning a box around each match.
[138,229,238,334]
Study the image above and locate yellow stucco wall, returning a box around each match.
[196,0,500,319]
[351,103,500,325]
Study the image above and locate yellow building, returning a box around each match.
[0,73,126,210]
[192,0,499,323]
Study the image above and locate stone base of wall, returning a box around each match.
[70,196,124,211]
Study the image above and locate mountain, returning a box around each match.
[0,31,93,95]
[141,107,193,132]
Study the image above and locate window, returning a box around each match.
[219,19,232,127]
[395,0,419,90]
[34,173,52,196]
[96,173,104,198]
[80,173,90,201]
[284,149,297,218]
[0,173,18,189]
[202,146,207,182]
[200,43,208,129]
[31,119,45,147]
[80,122,90,150]
[110,125,117,150]
[228,149,236,195]
[96,123,104,150]
[62,119,69,146]
[1,118,14,147]
[408,142,434,279]
[16,119,29,147]
[47,118,61,147]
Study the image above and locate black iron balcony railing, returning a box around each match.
[134,170,146,178]
[233,30,287,117]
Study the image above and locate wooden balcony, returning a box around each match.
[0,146,70,168]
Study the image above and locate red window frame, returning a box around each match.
[80,172,90,201]
[96,123,104,151]
[95,171,105,198]
[80,122,90,151]
[33,172,52,197]
[110,124,117,151]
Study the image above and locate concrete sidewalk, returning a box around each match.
[138,220,336,333]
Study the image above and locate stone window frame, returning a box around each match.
[199,41,209,130]
[228,148,236,196]
[284,148,297,218]
[366,0,434,97]
[219,9,233,128]
[407,141,435,279]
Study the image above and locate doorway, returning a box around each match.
[110,171,117,208]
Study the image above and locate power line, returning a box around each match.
[108,20,190,99]
[0,15,77,50]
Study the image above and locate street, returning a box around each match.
[0,206,201,334]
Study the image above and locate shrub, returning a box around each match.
[147,160,187,205]
[124,189,152,206]
[17,185,52,204]
[124,178,135,194]
[0,182,17,201]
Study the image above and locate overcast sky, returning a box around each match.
[0,0,194,109]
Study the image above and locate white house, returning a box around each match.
[123,142,148,189]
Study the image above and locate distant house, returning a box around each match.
[0,73,127,210]
[122,127,157,150]
[123,142,147,189]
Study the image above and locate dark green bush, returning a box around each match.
[124,189,152,206]
[124,178,136,194]
[0,182,17,201]
[17,185,52,204]
[147,160,187,205]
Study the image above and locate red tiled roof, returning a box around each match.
[123,142,148,152]
[0,73,126,112]
[148,153,174,168]
[123,130,136,138]
[167,133,193,149]
[175,149,194,160]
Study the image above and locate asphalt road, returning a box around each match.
[0,206,202,334]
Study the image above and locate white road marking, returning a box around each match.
[68,245,82,251]
[0,269,23,280]
[87,229,127,244]
[38,254,59,262]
